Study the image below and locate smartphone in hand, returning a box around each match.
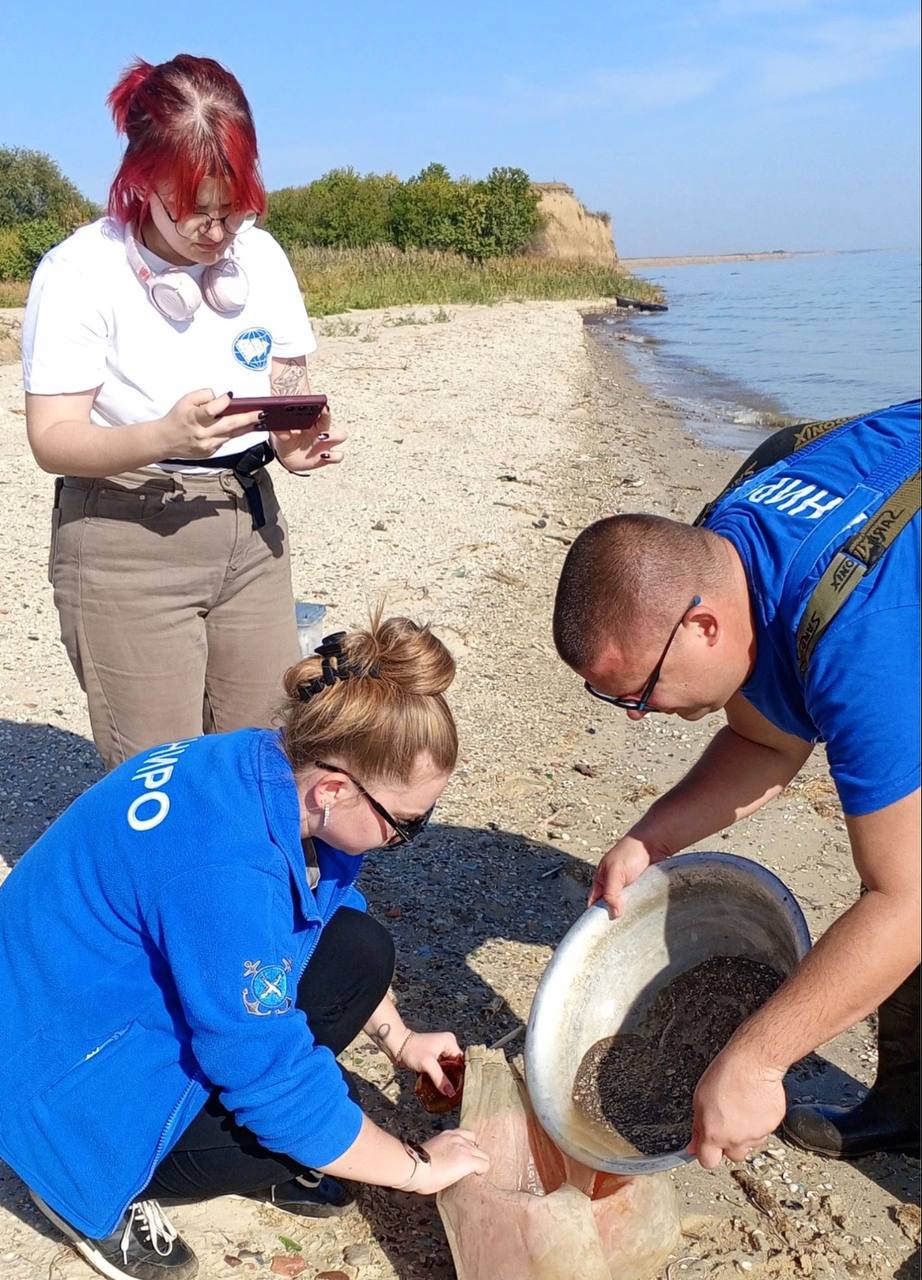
[217,395,328,431]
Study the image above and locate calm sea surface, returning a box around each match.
[590,249,921,452]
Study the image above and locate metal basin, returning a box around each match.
[524,852,811,1175]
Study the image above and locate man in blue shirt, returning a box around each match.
[552,400,920,1168]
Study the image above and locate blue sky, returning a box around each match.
[2,1,919,256]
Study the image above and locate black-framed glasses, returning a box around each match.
[314,760,435,848]
[156,193,257,239]
[584,595,701,713]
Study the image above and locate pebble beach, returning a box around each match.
[0,301,918,1279]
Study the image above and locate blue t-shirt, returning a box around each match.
[704,399,920,817]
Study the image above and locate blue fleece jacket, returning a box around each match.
[0,729,367,1238]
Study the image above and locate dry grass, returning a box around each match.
[288,244,664,316]
[0,280,29,307]
[0,246,663,317]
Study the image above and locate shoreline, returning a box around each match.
[587,309,801,454]
[621,250,836,268]
[0,302,916,1278]
[597,248,921,449]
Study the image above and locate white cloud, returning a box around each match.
[492,63,725,121]
[712,0,850,14]
[751,10,920,100]
[436,8,918,125]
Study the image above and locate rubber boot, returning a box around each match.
[782,966,920,1158]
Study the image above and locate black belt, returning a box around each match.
[158,442,275,530]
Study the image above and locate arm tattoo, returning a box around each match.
[369,1022,394,1059]
[270,357,310,396]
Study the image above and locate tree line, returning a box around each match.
[0,149,544,280]
[0,148,98,279]
[265,164,543,260]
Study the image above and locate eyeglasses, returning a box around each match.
[314,761,435,848]
[156,194,257,239]
[584,595,701,714]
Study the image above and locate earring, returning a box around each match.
[322,803,330,828]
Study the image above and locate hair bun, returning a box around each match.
[107,58,155,135]
[278,612,458,785]
[346,616,455,697]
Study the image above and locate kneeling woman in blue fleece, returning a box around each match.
[0,616,488,1280]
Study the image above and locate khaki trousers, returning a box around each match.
[50,466,301,770]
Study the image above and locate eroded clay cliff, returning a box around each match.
[528,183,617,267]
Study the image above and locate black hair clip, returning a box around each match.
[297,677,327,702]
[297,632,381,702]
[316,632,350,679]
[298,632,350,702]
[315,631,347,657]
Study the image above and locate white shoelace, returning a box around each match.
[120,1200,178,1263]
[294,1170,323,1190]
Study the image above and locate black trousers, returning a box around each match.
[143,907,395,1203]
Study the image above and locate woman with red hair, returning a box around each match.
[22,54,345,768]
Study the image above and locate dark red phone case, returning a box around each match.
[218,394,328,430]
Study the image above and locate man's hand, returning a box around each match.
[689,1042,786,1169]
[588,835,667,916]
[585,704,814,918]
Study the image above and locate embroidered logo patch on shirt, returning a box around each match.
[242,958,293,1015]
[233,328,273,370]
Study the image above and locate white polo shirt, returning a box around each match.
[22,218,317,465]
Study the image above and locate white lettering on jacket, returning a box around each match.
[126,740,194,832]
[747,475,843,520]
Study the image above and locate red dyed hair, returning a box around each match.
[107,54,266,226]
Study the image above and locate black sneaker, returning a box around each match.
[31,1191,199,1280]
[248,1171,356,1218]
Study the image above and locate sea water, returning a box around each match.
[591,248,920,452]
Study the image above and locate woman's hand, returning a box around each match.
[156,389,262,459]
[408,1129,490,1194]
[271,406,348,473]
[399,1031,463,1099]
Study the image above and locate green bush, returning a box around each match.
[389,163,464,253]
[480,167,542,256]
[0,218,71,280]
[262,186,305,253]
[0,147,97,280]
[18,218,69,273]
[268,163,543,261]
[266,168,400,251]
[0,225,28,280]
[0,146,96,230]
[452,182,492,259]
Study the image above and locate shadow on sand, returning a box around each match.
[0,729,917,1277]
[350,823,921,1279]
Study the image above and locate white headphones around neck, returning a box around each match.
[124,223,249,323]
